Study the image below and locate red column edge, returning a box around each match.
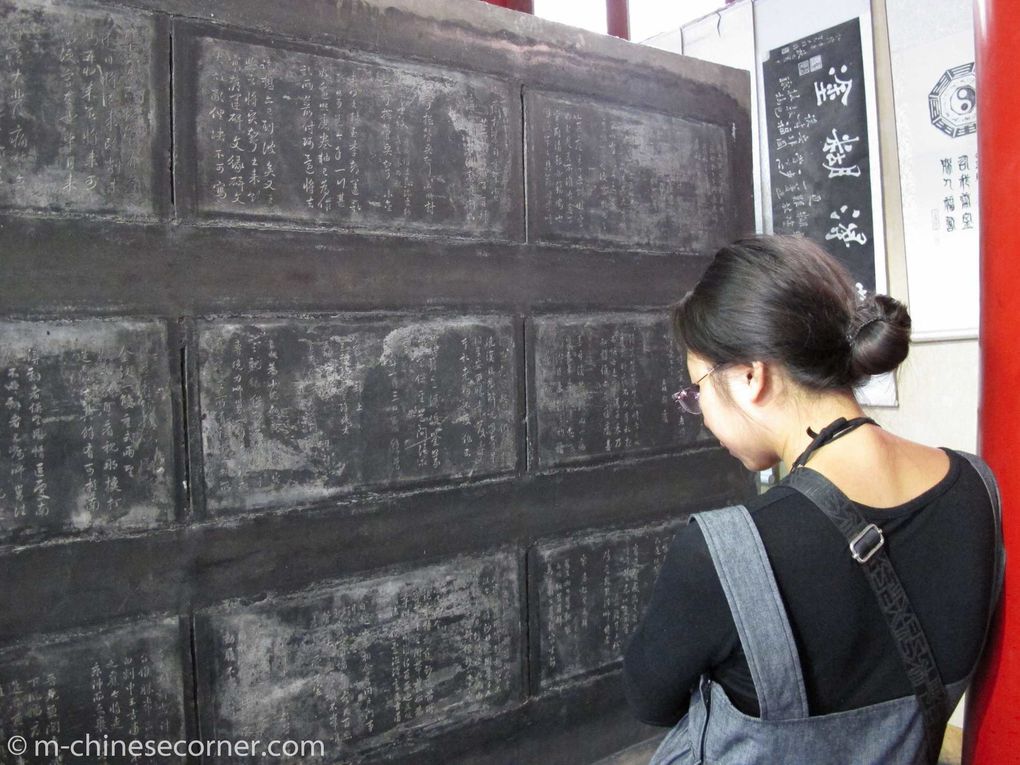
[964,0,1020,762]
[607,0,630,40]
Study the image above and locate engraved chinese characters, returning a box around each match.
[193,37,517,236]
[532,314,698,467]
[526,90,732,253]
[0,618,186,748]
[196,552,521,757]
[0,0,157,214]
[0,320,175,542]
[533,522,681,689]
[198,316,517,514]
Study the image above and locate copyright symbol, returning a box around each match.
[7,736,27,755]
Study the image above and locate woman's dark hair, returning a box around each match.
[672,235,911,391]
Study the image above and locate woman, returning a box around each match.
[623,235,1003,765]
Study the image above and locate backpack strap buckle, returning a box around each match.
[849,523,884,564]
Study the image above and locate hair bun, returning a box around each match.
[848,294,911,381]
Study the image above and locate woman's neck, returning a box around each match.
[774,391,868,468]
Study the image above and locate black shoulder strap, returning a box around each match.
[954,450,1007,655]
[955,450,1006,610]
[782,467,948,765]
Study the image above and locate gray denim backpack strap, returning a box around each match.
[956,450,1006,608]
[782,467,949,764]
[692,505,810,720]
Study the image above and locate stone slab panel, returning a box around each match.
[195,550,522,761]
[189,35,520,237]
[532,313,700,467]
[0,617,186,756]
[526,90,732,252]
[198,315,518,514]
[0,0,160,215]
[0,319,176,542]
[532,521,683,690]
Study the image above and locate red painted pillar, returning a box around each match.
[965,0,1020,762]
[607,0,629,40]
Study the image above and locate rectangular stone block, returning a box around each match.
[187,35,520,237]
[0,320,176,542]
[195,551,522,760]
[0,617,186,753]
[531,521,682,690]
[525,89,732,252]
[198,315,518,514]
[0,0,160,215]
[531,313,701,467]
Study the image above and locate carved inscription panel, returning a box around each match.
[199,316,517,514]
[533,521,682,689]
[526,90,732,252]
[196,551,522,760]
[0,320,175,543]
[532,313,699,467]
[0,617,186,752]
[192,36,518,236]
[0,0,157,214]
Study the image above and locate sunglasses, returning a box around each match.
[672,364,726,415]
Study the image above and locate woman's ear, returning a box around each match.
[746,360,769,403]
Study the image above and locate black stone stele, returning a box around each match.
[0,0,754,762]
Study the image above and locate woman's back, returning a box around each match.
[623,447,997,721]
[749,448,995,714]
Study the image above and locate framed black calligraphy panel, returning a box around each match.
[762,18,877,295]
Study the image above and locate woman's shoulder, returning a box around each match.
[686,488,823,549]
[744,482,821,520]
[753,447,990,529]
[803,430,954,509]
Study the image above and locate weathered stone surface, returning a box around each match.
[189,35,520,237]
[0,319,175,542]
[198,316,518,514]
[0,617,186,755]
[0,0,159,214]
[526,90,732,252]
[196,551,522,760]
[532,520,683,689]
[532,313,701,467]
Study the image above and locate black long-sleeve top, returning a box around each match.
[623,448,997,726]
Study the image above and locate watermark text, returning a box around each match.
[6,733,325,759]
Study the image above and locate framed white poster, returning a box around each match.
[887,0,978,340]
